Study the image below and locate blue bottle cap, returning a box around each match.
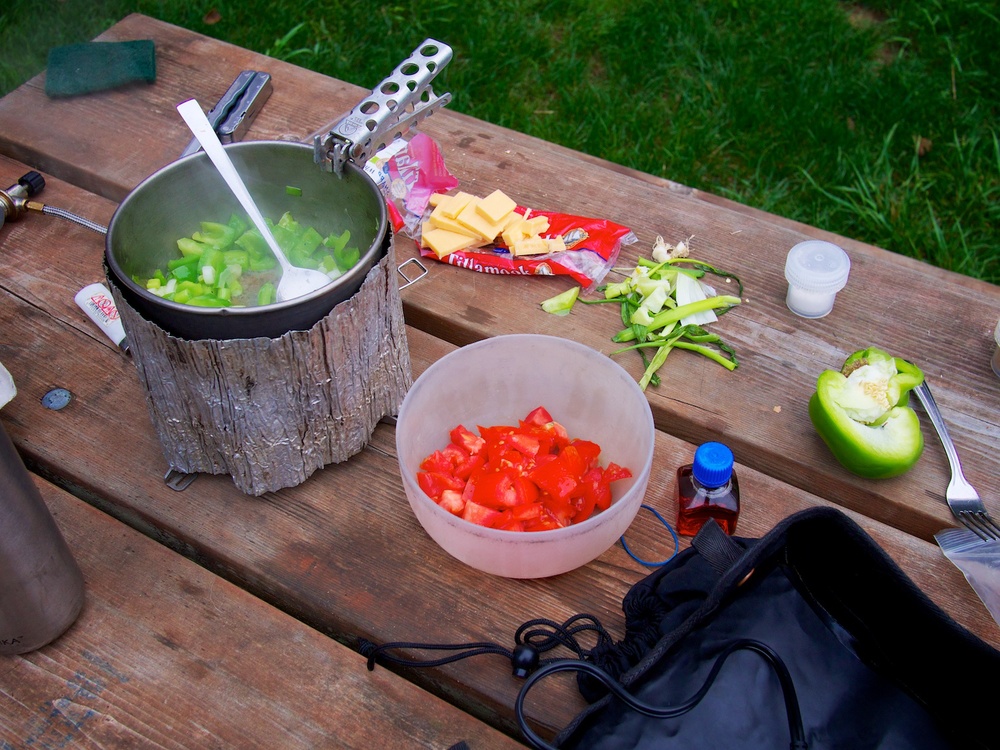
[692,442,734,488]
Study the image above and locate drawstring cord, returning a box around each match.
[359,613,613,678]
[360,621,807,750]
[515,639,807,750]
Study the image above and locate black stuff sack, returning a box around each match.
[361,507,1000,749]
[526,506,1000,749]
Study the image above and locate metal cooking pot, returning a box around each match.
[105,39,454,341]
[106,141,387,340]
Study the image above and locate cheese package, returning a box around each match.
[364,133,459,238]
[418,188,636,289]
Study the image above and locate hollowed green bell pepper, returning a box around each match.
[808,346,924,478]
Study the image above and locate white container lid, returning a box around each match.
[784,240,851,294]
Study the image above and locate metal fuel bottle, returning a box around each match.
[0,422,85,655]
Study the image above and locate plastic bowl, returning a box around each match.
[396,334,655,578]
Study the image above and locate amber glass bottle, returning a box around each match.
[676,442,740,537]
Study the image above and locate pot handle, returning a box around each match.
[313,40,453,174]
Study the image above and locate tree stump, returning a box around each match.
[109,241,411,496]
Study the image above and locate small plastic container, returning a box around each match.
[676,442,740,537]
[784,240,851,318]
[992,318,1000,379]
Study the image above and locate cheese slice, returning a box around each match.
[428,205,482,238]
[525,215,550,234]
[510,237,550,256]
[545,236,567,254]
[455,200,506,242]
[422,190,567,258]
[438,191,476,220]
[423,227,480,259]
[476,189,517,224]
[501,218,531,248]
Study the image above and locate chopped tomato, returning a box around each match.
[450,425,485,455]
[520,407,570,450]
[559,444,590,478]
[478,425,518,464]
[493,502,543,531]
[509,431,541,457]
[416,407,632,532]
[542,495,576,527]
[528,454,580,501]
[508,502,544,521]
[462,500,500,527]
[472,470,515,509]
[438,489,465,515]
[579,467,611,516]
[419,450,453,475]
[417,471,464,501]
[472,469,539,509]
[493,517,526,532]
[461,477,477,504]
[570,439,602,469]
[604,462,633,484]
[452,450,485,480]
[522,406,554,426]
[571,492,597,524]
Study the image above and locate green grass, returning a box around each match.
[2,0,997,283]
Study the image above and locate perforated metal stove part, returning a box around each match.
[314,40,453,174]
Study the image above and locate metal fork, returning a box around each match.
[913,381,1000,540]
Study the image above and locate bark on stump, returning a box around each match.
[109,244,411,496]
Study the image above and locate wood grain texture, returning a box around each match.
[114,243,412,495]
[0,477,524,749]
[0,161,996,738]
[0,15,995,542]
[1,16,998,742]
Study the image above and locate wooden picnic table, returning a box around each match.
[1,13,998,748]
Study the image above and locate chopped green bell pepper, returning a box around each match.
[540,286,580,316]
[808,346,924,479]
[192,221,237,249]
[140,211,355,308]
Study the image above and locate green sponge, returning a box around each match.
[45,40,156,98]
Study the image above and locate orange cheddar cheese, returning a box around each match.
[476,189,517,224]
[423,189,567,258]
[428,204,482,238]
[437,191,476,220]
[510,237,549,256]
[422,227,481,259]
[455,201,506,242]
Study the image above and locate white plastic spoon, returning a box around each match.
[176,98,331,302]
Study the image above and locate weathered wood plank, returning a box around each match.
[0,16,995,541]
[0,14,371,203]
[1,19,998,742]
[0,477,524,749]
[0,156,996,739]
